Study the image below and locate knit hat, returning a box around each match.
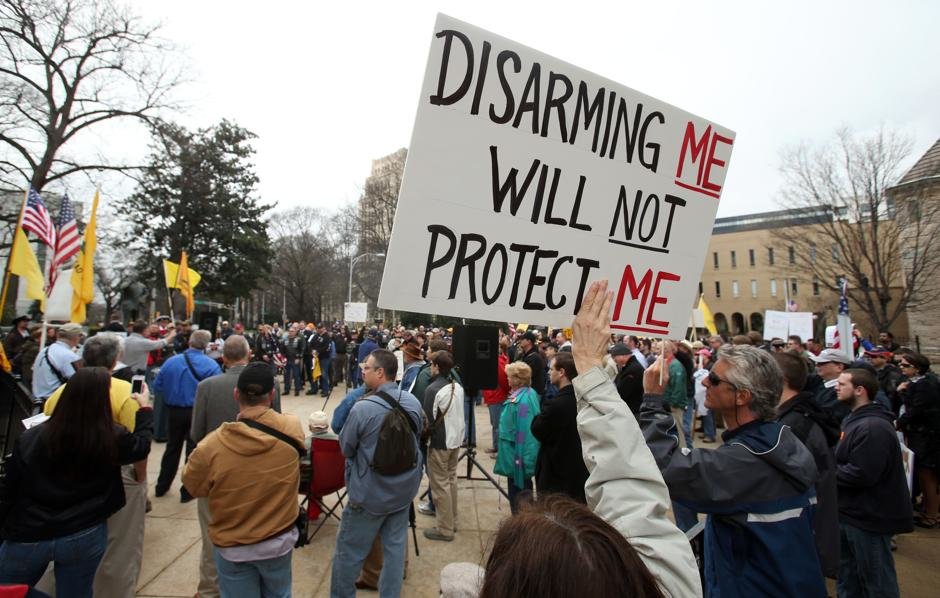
[308,411,329,431]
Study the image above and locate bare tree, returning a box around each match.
[0,0,184,197]
[94,210,139,322]
[772,127,940,332]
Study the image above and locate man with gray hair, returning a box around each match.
[153,329,221,503]
[639,342,826,596]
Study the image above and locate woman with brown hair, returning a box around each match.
[0,367,153,597]
[897,352,940,529]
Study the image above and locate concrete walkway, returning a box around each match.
[135,386,939,597]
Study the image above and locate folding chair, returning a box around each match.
[300,437,347,540]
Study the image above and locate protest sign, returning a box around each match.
[344,302,368,323]
[764,310,814,342]
[379,14,736,336]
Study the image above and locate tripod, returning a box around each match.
[458,392,509,498]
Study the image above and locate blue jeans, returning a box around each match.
[318,357,333,394]
[0,522,107,598]
[214,549,291,598]
[507,478,533,515]
[487,403,504,450]
[330,504,409,598]
[348,359,361,388]
[837,522,900,598]
[283,360,302,393]
[701,411,716,439]
[682,403,695,449]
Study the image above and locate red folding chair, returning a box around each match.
[300,437,347,540]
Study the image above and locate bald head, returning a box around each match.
[222,334,251,366]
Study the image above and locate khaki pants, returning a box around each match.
[357,530,411,586]
[93,465,147,597]
[427,448,459,536]
[197,497,220,597]
[671,407,687,449]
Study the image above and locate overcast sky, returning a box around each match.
[121,0,939,219]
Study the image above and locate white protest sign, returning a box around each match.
[764,310,815,341]
[344,302,368,323]
[379,14,736,336]
[763,310,791,340]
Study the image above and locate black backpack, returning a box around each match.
[370,390,419,476]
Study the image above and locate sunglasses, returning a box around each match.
[899,362,914,369]
[707,371,738,391]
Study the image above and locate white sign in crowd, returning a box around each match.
[380,14,736,337]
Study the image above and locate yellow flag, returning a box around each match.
[70,191,99,323]
[698,294,718,335]
[9,227,46,311]
[176,251,194,318]
[163,259,201,289]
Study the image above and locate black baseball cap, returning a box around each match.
[237,362,275,396]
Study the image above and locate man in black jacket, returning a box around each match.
[530,352,589,503]
[516,331,545,397]
[774,352,840,579]
[611,343,645,415]
[834,368,912,597]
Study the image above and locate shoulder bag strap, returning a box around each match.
[42,347,67,384]
[374,390,419,436]
[242,418,306,456]
[182,352,207,382]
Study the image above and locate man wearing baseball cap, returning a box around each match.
[183,362,304,596]
[809,348,854,424]
[31,322,84,402]
[516,330,546,397]
[863,346,902,413]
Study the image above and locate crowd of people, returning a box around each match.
[0,291,938,597]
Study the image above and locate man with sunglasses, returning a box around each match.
[573,280,825,597]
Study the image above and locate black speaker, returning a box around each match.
[452,325,498,392]
[197,312,221,339]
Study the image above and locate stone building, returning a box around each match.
[886,138,940,359]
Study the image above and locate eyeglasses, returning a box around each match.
[706,371,738,391]
[899,363,914,369]
[359,363,375,371]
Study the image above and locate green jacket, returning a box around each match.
[494,386,541,486]
[663,358,688,409]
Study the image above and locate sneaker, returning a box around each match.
[417,501,436,516]
[484,447,497,454]
[154,487,168,498]
[180,487,195,503]
[294,390,299,396]
[423,527,454,542]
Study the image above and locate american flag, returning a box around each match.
[837,278,850,316]
[22,187,56,249]
[47,193,81,292]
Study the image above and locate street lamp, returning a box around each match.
[348,252,385,303]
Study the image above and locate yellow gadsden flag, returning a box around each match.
[70,191,99,322]
[9,226,46,311]
[698,294,718,335]
[163,259,201,290]
[176,251,195,318]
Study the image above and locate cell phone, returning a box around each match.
[131,375,145,394]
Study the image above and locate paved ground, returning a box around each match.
[131,385,939,597]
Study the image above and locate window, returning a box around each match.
[831,244,840,261]
[748,249,755,266]
[715,281,721,297]
[790,278,798,296]
[788,246,795,265]
[713,252,719,269]
[730,250,737,268]
[813,278,820,296]
[751,280,758,298]
[732,280,740,298]
[768,247,775,265]
[770,279,778,297]
[810,243,817,264]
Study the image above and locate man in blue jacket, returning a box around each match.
[642,343,826,597]
[834,368,912,597]
[330,348,422,598]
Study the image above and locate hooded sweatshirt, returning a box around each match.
[182,406,304,547]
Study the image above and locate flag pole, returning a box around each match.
[0,189,31,320]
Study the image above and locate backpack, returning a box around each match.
[370,390,419,476]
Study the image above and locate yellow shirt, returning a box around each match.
[44,376,139,431]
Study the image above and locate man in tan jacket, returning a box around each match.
[183,362,304,597]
